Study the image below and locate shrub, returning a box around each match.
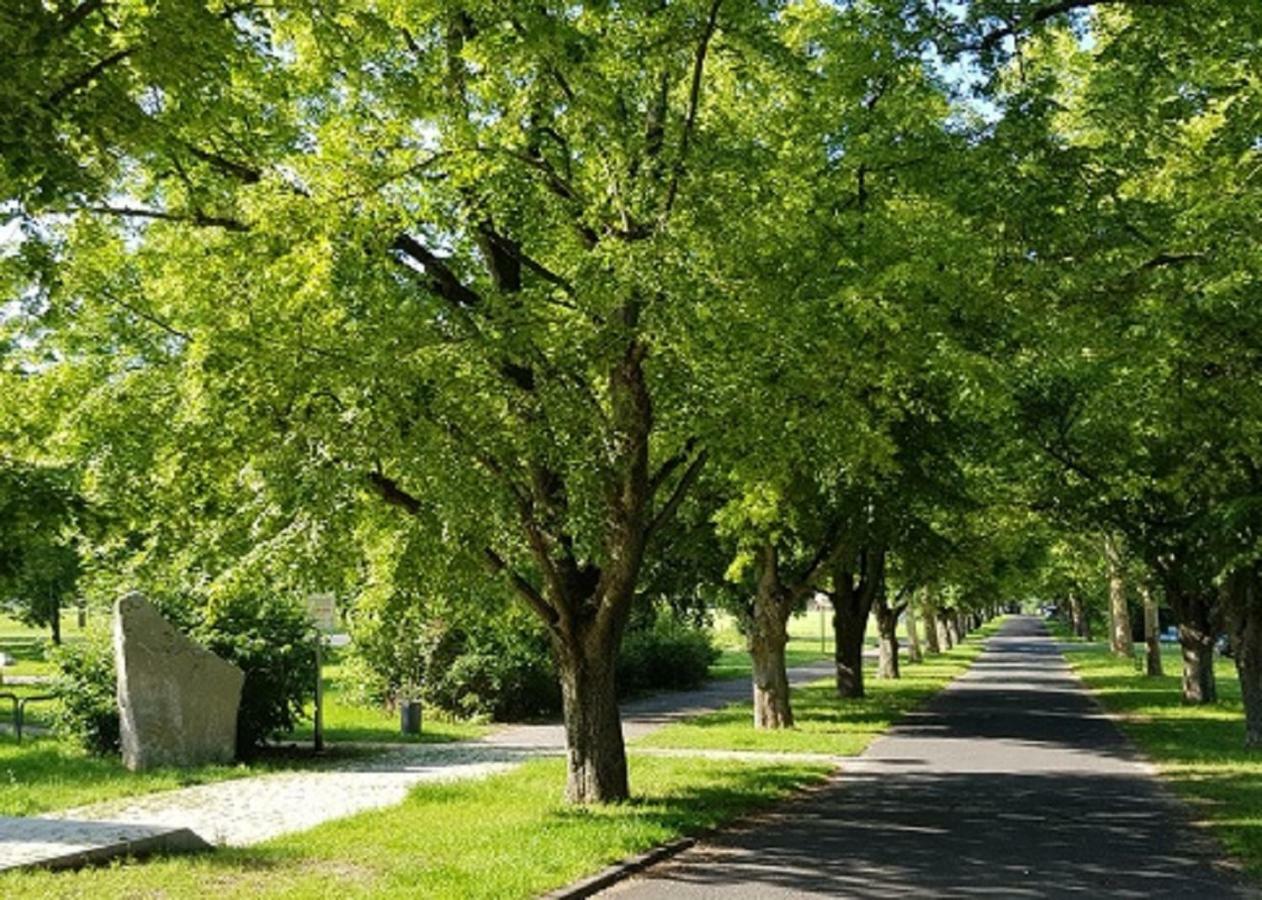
[49,629,120,755]
[617,614,720,696]
[421,621,560,721]
[196,592,318,755]
[49,591,317,758]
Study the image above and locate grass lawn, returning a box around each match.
[1057,634,1262,882]
[0,753,831,899]
[707,609,918,680]
[280,660,488,746]
[644,618,1002,754]
[0,736,365,816]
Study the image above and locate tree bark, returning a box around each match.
[555,629,628,804]
[1141,581,1163,677]
[875,591,900,679]
[1162,581,1218,705]
[750,544,793,729]
[832,548,884,699]
[1105,535,1133,658]
[923,597,941,654]
[50,597,61,646]
[905,595,923,664]
[947,612,961,646]
[1069,593,1091,640]
[1224,568,1262,749]
[937,610,954,650]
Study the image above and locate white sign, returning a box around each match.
[307,593,338,631]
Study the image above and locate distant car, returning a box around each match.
[1158,627,1180,644]
[1216,635,1234,658]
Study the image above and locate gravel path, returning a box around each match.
[1,661,832,872]
[602,617,1254,899]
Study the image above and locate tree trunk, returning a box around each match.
[1179,627,1217,705]
[1224,568,1262,749]
[937,611,954,650]
[832,549,883,699]
[750,544,793,729]
[947,612,961,647]
[834,596,868,699]
[556,630,628,804]
[50,598,61,646]
[1141,582,1163,677]
[923,599,941,654]
[875,595,900,679]
[1069,593,1091,640]
[1105,535,1133,658]
[77,602,86,629]
[905,597,923,664]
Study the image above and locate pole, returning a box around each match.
[314,635,324,753]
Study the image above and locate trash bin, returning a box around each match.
[400,700,422,735]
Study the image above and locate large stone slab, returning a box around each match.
[114,593,245,770]
[0,817,210,872]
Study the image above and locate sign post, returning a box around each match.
[306,593,337,754]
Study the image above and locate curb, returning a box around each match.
[539,836,697,899]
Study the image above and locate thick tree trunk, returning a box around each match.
[750,546,794,729]
[1236,617,1262,749]
[905,597,923,664]
[832,550,883,699]
[923,600,941,654]
[1069,593,1091,640]
[1105,536,1133,658]
[1179,628,1217,705]
[947,612,961,647]
[834,598,868,699]
[1141,582,1163,677]
[556,631,628,804]
[1224,569,1262,749]
[876,600,900,680]
[937,611,954,650]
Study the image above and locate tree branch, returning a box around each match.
[484,547,558,625]
[662,0,722,219]
[647,448,708,539]
[85,204,248,232]
[47,47,133,107]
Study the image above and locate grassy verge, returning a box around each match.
[0,754,831,899]
[0,736,365,816]
[641,618,1003,754]
[1056,634,1261,883]
[281,661,488,745]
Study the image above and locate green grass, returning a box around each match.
[280,661,489,745]
[0,736,364,816]
[0,754,831,899]
[706,609,919,680]
[1057,634,1262,882]
[641,619,1003,754]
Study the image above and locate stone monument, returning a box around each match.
[114,593,245,771]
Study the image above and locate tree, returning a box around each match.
[0,461,82,643]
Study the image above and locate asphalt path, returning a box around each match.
[602,616,1253,899]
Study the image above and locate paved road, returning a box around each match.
[604,616,1253,899]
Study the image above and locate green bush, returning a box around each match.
[421,621,560,721]
[197,592,317,755]
[49,592,316,758]
[49,629,120,754]
[617,614,721,696]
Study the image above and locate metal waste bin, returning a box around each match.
[400,700,422,735]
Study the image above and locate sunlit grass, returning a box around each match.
[0,754,831,899]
